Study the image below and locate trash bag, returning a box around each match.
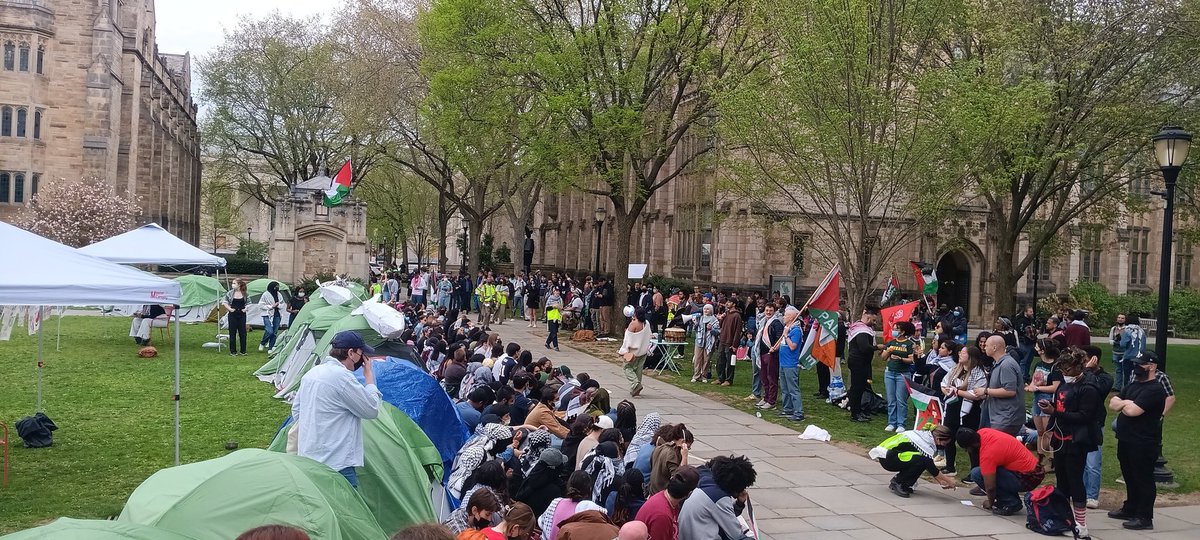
[15,412,58,448]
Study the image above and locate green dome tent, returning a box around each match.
[172,275,225,323]
[118,449,387,540]
[255,294,332,379]
[0,518,201,540]
[267,304,355,394]
[269,403,445,533]
[245,279,292,328]
[275,312,395,399]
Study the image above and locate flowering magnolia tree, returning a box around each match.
[17,177,142,247]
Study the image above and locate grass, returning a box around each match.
[0,316,288,533]
[571,335,1199,499]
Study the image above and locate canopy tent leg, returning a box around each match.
[174,315,181,466]
[55,309,62,352]
[36,307,44,412]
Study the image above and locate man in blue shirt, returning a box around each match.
[776,306,805,421]
[455,386,494,433]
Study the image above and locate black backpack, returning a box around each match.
[1025,485,1074,536]
[15,412,58,448]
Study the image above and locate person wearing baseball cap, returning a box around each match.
[292,330,381,489]
[1108,351,1168,531]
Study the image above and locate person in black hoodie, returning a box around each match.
[1039,348,1102,539]
[515,448,570,516]
[1081,345,1114,509]
[846,308,881,422]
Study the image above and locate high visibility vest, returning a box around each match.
[878,433,922,463]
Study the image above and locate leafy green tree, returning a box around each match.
[719,0,969,314]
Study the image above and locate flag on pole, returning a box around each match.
[880,274,900,305]
[905,377,944,430]
[880,300,920,341]
[798,265,840,370]
[910,261,938,295]
[323,160,353,207]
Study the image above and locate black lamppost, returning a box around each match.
[245,226,252,244]
[416,224,426,268]
[460,223,468,270]
[594,207,607,274]
[1151,126,1191,370]
[1150,125,1190,487]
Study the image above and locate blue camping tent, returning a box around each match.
[356,358,469,470]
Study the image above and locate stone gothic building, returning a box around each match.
[0,0,201,242]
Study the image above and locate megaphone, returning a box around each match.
[679,313,697,324]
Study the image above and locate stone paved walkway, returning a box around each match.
[490,322,1197,540]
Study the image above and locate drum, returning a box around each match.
[663,327,686,342]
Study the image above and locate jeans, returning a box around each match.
[780,366,801,416]
[1114,355,1130,392]
[1084,448,1102,500]
[715,344,736,383]
[750,347,762,398]
[338,466,359,489]
[546,320,560,348]
[1018,344,1034,381]
[884,370,911,428]
[969,466,1023,508]
[260,313,281,348]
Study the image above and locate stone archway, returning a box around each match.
[937,250,973,319]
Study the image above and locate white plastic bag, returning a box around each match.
[797,424,831,441]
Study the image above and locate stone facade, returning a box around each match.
[0,0,201,242]
[267,186,371,285]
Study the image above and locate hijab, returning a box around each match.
[520,429,552,476]
[449,424,514,499]
[623,413,661,466]
[586,388,611,418]
[581,441,624,503]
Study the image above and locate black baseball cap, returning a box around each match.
[330,331,375,354]
[1130,351,1159,365]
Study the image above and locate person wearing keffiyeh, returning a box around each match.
[623,412,661,467]
[581,441,625,503]
[448,424,514,500]
[519,428,552,476]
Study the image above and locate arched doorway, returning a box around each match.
[937,251,972,319]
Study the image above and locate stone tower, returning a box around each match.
[268,175,370,285]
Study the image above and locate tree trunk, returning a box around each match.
[607,213,635,338]
[994,242,1019,319]
[401,237,410,270]
[467,218,484,277]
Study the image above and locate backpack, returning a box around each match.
[1024,485,1074,536]
[15,412,58,448]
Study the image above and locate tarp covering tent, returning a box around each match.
[269,403,444,534]
[172,275,225,323]
[359,358,469,470]
[346,281,368,300]
[78,223,226,268]
[0,518,201,540]
[0,222,186,464]
[244,279,292,328]
[263,304,354,390]
[274,313,421,399]
[118,449,387,540]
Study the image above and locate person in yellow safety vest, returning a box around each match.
[545,303,562,352]
[495,278,508,325]
[476,278,497,328]
[868,425,957,498]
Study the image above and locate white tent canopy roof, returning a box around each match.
[79,223,226,267]
[0,222,182,306]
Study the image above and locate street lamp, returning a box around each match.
[416,225,426,267]
[245,226,252,244]
[1151,126,1191,372]
[594,207,607,274]
[1150,125,1190,488]
[460,223,468,270]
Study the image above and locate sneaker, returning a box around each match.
[1108,509,1135,520]
[1122,518,1153,531]
[884,425,895,432]
[993,504,1022,516]
[755,400,768,407]
[691,377,699,383]
[851,414,871,423]
[720,381,731,387]
[889,479,911,498]
[1086,499,1100,509]
[790,414,806,422]
[777,410,794,417]
[743,394,758,401]
[631,384,643,397]
[258,345,264,352]
[701,379,709,383]
[759,403,776,410]
[969,487,986,496]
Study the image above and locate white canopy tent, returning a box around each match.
[78,223,227,267]
[0,222,186,464]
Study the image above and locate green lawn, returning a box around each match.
[0,316,288,533]
[644,340,1199,495]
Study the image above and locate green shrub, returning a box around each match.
[1063,281,1200,336]
[225,258,268,275]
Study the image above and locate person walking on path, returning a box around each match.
[619,307,653,397]
[1109,314,1128,390]
[713,300,742,386]
[1108,351,1168,531]
[292,330,382,488]
[846,308,879,422]
[223,279,249,356]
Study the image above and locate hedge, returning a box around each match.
[1054,281,1200,337]
[225,258,269,275]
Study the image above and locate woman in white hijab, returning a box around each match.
[691,303,719,383]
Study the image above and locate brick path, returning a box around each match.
[490,322,1197,540]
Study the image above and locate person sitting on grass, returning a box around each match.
[869,425,957,498]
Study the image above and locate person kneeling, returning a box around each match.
[870,425,956,498]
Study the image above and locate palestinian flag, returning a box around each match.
[798,265,840,370]
[880,274,900,305]
[910,261,937,295]
[905,377,944,430]
[323,160,353,207]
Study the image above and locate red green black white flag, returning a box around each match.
[323,160,353,207]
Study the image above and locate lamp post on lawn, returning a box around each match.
[593,207,607,274]
[460,222,468,271]
[416,224,426,269]
[245,227,252,244]
[1150,125,1190,487]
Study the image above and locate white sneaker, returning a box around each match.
[1086,499,1099,509]
[884,425,895,432]
[258,345,264,352]
[755,400,768,407]
[690,377,699,383]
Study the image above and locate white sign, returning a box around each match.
[628,264,648,279]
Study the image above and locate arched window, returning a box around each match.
[2,42,13,71]
[0,172,9,203]
[1,106,11,137]
[18,43,29,72]
[33,110,41,139]
[15,108,26,138]
[31,173,39,197]
[13,173,24,203]
[36,46,43,74]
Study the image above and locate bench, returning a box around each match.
[1140,318,1176,337]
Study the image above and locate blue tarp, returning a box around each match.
[355,358,469,471]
